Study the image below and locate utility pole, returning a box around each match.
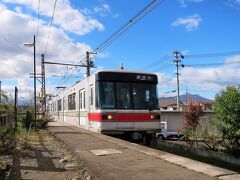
[172,50,184,111]
[24,35,36,128]
[33,35,36,128]
[85,51,96,77]
[41,54,46,117]
[14,87,18,133]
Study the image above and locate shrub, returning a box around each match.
[213,86,240,155]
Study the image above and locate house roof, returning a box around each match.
[184,100,214,106]
[159,99,183,107]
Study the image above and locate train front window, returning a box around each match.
[98,82,116,109]
[116,82,132,109]
[132,83,159,110]
[97,81,159,110]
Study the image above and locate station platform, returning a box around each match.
[47,121,239,180]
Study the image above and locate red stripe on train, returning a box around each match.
[88,113,160,122]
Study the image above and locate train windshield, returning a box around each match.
[97,81,159,110]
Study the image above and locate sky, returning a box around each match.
[0,0,240,102]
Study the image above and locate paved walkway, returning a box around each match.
[47,121,240,180]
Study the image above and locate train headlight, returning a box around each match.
[107,115,114,120]
[151,114,160,120]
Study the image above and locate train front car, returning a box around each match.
[90,70,161,144]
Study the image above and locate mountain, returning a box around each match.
[159,93,212,103]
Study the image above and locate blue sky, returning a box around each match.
[0,0,240,101]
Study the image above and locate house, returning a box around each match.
[159,98,214,111]
[184,100,214,111]
[159,99,184,111]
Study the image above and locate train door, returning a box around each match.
[116,82,133,129]
[88,85,94,130]
[57,99,61,120]
[79,89,86,127]
[89,85,94,112]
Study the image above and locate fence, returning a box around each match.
[0,111,14,131]
[0,86,18,132]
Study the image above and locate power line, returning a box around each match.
[94,0,165,54]
[140,54,171,70]
[0,33,28,53]
[185,50,240,59]
[149,58,172,71]
[44,0,58,55]
[58,0,165,86]
[36,0,40,41]
[180,87,217,94]
[152,63,173,72]
[184,60,240,67]
[76,0,165,64]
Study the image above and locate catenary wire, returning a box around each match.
[0,33,29,53]
[184,50,240,59]
[36,0,40,41]
[184,60,240,67]
[58,0,166,86]
[44,0,58,55]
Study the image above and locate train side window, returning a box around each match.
[58,99,62,111]
[79,89,86,111]
[63,97,66,111]
[68,93,76,110]
[80,91,82,109]
[83,91,86,109]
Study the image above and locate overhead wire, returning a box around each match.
[140,50,240,73]
[149,58,172,71]
[140,54,171,70]
[184,60,240,67]
[58,0,165,86]
[184,50,240,59]
[152,63,173,72]
[36,0,40,41]
[93,0,165,54]
[75,0,165,64]
[44,0,58,55]
[0,33,29,53]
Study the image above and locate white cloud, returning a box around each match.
[171,14,202,31]
[156,73,176,89]
[179,0,205,8]
[181,55,240,88]
[156,55,240,98]
[3,0,104,35]
[0,2,95,99]
[94,4,110,16]
[226,0,240,9]
[93,3,119,18]
[14,6,22,13]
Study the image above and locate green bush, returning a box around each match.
[213,86,240,155]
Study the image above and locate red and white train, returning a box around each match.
[47,70,161,142]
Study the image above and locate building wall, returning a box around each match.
[161,111,213,132]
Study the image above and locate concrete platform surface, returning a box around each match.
[47,122,239,180]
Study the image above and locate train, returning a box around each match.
[47,69,161,143]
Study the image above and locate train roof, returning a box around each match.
[94,69,157,76]
[50,69,158,101]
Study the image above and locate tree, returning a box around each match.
[0,91,13,111]
[213,86,240,152]
[182,103,203,147]
[183,103,203,129]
